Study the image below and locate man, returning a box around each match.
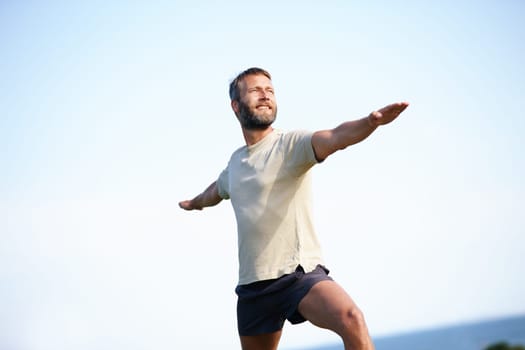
[179,67,409,350]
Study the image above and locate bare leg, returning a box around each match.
[298,280,374,350]
[240,330,282,350]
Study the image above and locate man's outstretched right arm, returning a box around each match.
[179,181,222,211]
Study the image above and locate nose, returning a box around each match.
[259,90,270,100]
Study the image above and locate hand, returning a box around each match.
[368,102,409,127]
[178,200,202,211]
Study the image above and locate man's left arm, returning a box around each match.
[311,102,409,161]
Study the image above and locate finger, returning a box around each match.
[380,103,408,117]
[383,102,408,111]
[397,102,409,112]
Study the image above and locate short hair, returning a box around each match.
[229,67,272,102]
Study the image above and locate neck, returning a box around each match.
[241,126,274,146]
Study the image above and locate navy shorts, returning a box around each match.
[235,264,333,336]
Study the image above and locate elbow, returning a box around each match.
[327,138,348,156]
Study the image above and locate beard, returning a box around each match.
[237,100,277,130]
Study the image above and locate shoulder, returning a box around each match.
[229,144,247,161]
[276,129,318,167]
[279,129,314,148]
[282,129,313,140]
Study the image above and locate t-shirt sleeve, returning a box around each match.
[284,130,318,176]
[216,166,230,200]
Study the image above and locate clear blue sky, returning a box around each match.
[1,1,524,349]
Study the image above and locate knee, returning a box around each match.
[338,306,368,335]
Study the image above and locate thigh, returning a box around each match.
[297,280,360,331]
[236,268,303,336]
[240,331,282,350]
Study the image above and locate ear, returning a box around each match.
[231,100,239,115]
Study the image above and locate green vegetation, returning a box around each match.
[485,342,525,350]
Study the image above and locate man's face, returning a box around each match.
[235,74,277,130]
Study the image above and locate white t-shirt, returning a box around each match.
[217,129,324,285]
